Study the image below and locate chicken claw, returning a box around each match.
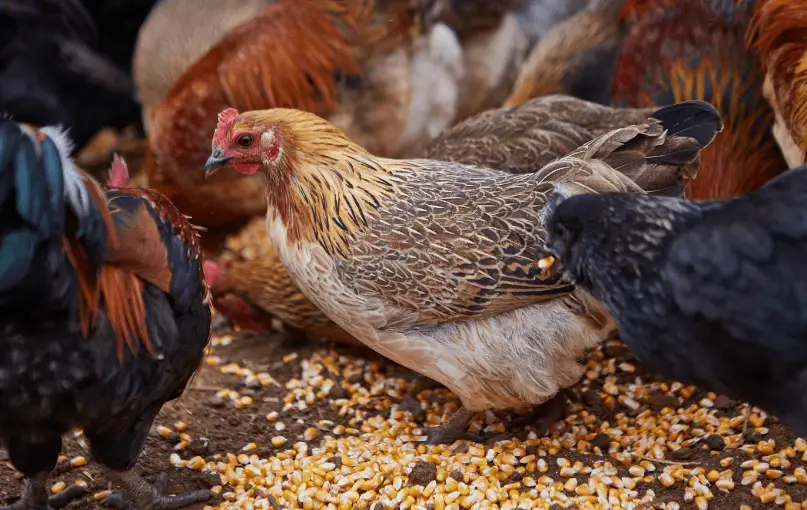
[506,390,570,435]
[102,471,214,510]
[399,377,444,419]
[423,407,483,445]
[0,473,88,510]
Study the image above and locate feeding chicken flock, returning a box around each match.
[2,0,807,509]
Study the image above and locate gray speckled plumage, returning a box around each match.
[426,95,658,174]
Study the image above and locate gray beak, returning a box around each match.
[204,148,232,178]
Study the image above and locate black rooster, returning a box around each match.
[0,0,141,151]
[543,165,807,437]
[0,122,212,509]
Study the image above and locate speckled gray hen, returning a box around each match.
[203,100,722,442]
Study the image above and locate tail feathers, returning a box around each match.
[649,100,724,160]
[0,120,111,306]
[563,100,724,197]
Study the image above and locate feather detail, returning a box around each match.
[228,108,406,255]
[98,265,152,360]
[748,0,807,165]
[612,0,786,199]
[149,0,362,173]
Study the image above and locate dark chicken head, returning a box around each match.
[543,186,699,293]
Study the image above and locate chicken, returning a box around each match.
[514,0,590,45]
[206,96,671,351]
[203,258,276,334]
[748,0,807,167]
[426,95,658,176]
[135,0,457,245]
[612,0,788,199]
[203,100,722,442]
[204,253,359,346]
[542,164,807,438]
[503,0,624,108]
[0,124,213,508]
[0,0,141,151]
[437,0,529,121]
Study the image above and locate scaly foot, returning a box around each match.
[1,473,87,510]
[399,378,444,420]
[423,406,483,445]
[103,471,215,510]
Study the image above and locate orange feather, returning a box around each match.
[748,0,807,161]
[98,266,152,361]
[612,0,787,199]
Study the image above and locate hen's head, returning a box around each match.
[543,189,699,293]
[204,107,393,254]
[205,107,354,178]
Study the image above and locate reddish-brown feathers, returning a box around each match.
[613,0,786,199]
[748,0,807,160]
[74,154,208,360]
[148,0,360,173]
[143,0,369,236]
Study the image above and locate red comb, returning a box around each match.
[203,260,223,287]
[213,108,240,147]
[107,153,129,189]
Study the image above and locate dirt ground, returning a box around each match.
[1,325,805,509]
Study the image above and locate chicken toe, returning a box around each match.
[508,390,570,436]
[423,406,483,445]
[104,471,214,510]
[1,473,87,510]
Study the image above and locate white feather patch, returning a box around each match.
[39,125,91,217]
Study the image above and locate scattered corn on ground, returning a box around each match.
[170,334,807,509]
[3,331,807,509]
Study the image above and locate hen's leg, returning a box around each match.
[399,377,444,419]
[1,437,87,510]
[86,407,213,510]
[424,406,482,445]
[102,471,212,510]
[507,390,571,435]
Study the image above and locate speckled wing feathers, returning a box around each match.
[338,159,634,330]
[334,103,718,331]
[425,95,658,175]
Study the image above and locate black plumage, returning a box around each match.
[0,122,212,509]
[544,164,807,437]
[0,0,141,151]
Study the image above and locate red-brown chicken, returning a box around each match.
[748,0,807,167]
[612,0,788,199]
[0,124,213,509]
[137,0,426,248]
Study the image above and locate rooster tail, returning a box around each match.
[0,121,111,305]
[631,100,725,196]
[0,121,157,359]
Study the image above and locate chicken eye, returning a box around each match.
[554,223,569,240]
[236,134,253,148]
